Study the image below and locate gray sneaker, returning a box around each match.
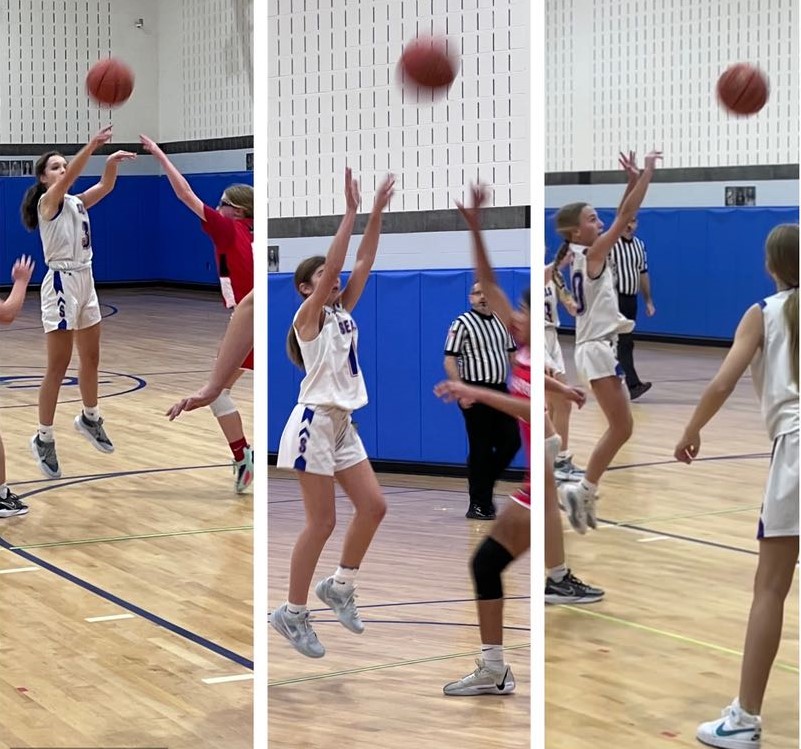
[30,435,61,479]
[74,414,114,454]
[270,604,325,658]
[443,659,516,696]
[554,456,585,482]
[315,576,364,634]
[558,483,587,534]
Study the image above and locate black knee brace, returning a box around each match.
[471,536,514,600]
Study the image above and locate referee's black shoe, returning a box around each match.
[466,505,496,521]
[629,381,652,401]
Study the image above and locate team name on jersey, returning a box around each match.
[337,317,357,335]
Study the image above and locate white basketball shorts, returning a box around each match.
[758,429,799,539]
[41,267,101,333]
[544,327,565,375]
[574,337,624,385]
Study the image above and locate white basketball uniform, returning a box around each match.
[277,304,369,476]
[570,244,634,384]
[751,290,799,538]
[544,280,565,374]
[38,193,101,333]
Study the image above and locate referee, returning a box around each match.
[610,217,656,400]
[443,282,521,520]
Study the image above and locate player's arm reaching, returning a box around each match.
[616,150,640,214]
[294,168,360,340]
[139,134,206,219]
[674,304,764,463]
[167,290,254,419]
[340,174,395,312]
[586,150,662,276]
[456,183,514,329]
[0,256,35,324]
[39,125,115,219]
[77,149,137,209]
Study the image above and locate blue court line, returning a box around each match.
[320,595,530,611]
[0,302,118,334]
[306,617,530,632]
[0,535,253,670]
[0,368,147,410]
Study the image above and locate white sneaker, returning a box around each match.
[696,699,761,748]
[443,659,515,696]
[315,576,364,634]
[558,483,587,534]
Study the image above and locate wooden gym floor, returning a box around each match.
[0,289,252,749]
[267,470,531,749]
[547,338,799,749]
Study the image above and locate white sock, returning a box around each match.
[557,451,571,461]
[38,424,54,443]
[333,566,358,587]
[0,484,8,500]
[481,644,504,670]
[286,602,306,616]
[547,563,568,583]
[579,478,597,497]
[83,406,100,422]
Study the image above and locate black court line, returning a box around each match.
[0,368,147,410]
[607,452,770,473]
[0,302,118,334]
[308,617,530,632]
[0,535,252,670]
[312,595,530,611]
[1,462,253,670]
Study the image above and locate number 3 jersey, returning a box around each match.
[294,304,368,412]
[38,194,93,270]
[570,244,633,344]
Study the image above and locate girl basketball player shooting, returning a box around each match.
[674,225,798,749]
[552,150,662,533]
[544,255,583,481]
[140,134,254,493]
[435,184,601,697]
[20,126,135,479]
[0,255,35,517]
[271,169,394,658]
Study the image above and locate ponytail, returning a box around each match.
[550,241,574,303]
[286,324,304,370]
[20,182,47,230]
[20,150,62,231]
[785,289,799,387]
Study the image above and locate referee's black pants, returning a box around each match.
[460,382,522,512]
[617,293,641,389]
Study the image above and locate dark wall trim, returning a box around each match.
[0,136,252,157]
[546,163,799,186]
[556,327,733,348]
[269,205,530,239]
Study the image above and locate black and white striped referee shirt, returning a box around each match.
[444,310,516,384]
[610,236,648,295]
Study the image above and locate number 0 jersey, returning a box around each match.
[570,244,633,344]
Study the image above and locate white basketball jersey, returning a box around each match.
[570,244,634,344]
[38,194,93,270]
[295,304,368,411]
[545,280,559,329]
[750,290,799,440]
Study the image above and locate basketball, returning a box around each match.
[399,35,459,90]
[716,63,769,116]
[86,57,135,107]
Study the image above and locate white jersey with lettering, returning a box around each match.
[751,290,799,440]
[38,193,93,271]
[545,280,559,329]
[570,244,633,344]
[294,304,368,411]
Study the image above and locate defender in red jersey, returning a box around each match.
[140,134,253,493]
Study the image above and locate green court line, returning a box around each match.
[268,642,531,687]
[9,525,253,550]
[556,606,799,674]
[612,504,763,528]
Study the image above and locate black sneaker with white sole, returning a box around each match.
[0,489,29,518]
[545,570,605,604]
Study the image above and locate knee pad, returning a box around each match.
[472,537,514,600]
[209,389,237,418]
[545,433,562,466]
